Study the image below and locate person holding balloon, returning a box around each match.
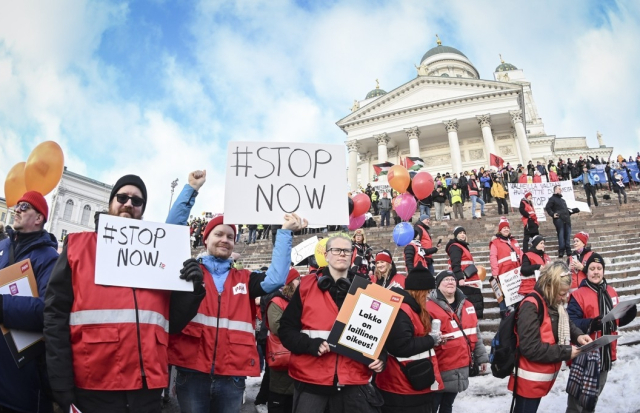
[350,229,374,277]
[445,227,484,318]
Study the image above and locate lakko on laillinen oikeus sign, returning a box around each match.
[223,142,348,226]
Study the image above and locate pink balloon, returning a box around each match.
[393,193,417,221]
[348,214,366,230]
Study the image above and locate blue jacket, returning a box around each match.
[480,176,491,188]
[0,230,58,413]
[573,172,596,186]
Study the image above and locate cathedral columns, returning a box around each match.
[359,151,372,184]
[346,140,360,192]
[375,133,390,163]
[443,119,462,174]
[476,114,497,163]
[510,110,532,163]
[404,126,421,158]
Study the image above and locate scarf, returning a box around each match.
[586,279,615,371]
[200,255,234,292]
[566,350,601,411]
[557,303,571,346]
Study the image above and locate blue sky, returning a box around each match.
[1,0,639,221]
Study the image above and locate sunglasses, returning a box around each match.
[14,202,33,213]
[116,194,145,207]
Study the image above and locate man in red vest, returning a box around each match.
[44,173,207,413]
[279,234,385,413]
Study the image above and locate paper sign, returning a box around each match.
[327,276,403,364]
[291,236,318,265]
[490,277,504,303]
[497,267,524,307]
[602,297,640,323]
[565,200,591,213]
[223,142,349,225]
[0,259,46,367]
[507,181,575,210]
[578,335,620,353]
[96,214,193,291]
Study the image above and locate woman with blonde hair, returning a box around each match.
[350,228,373,276]
[508,261,592,413]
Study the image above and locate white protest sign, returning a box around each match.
[291,236,318,265]
[223,142,349,225]
[338,293,394,355]
[96,214,193,291]
[497,267,524,307]
[507,181,575,215]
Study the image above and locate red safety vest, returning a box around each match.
[508,292,560,398]
[416,227,433,259]
[490,237,522,276]
[518,252,550,296]
[168,266,260,376]
[571,285,620,360]
[520,200,538,227]
[570,251,592,291]
[405,242,428,270]
[369,273,406,289]
[288,275,372,386]
[446,243,481,289]
[426,299,478,372]
[66,232,171,391]
[375,303,443,394]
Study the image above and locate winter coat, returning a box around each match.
[0,230,58,413]
[379,197,392,211]
[490,182,507,199]
[545,193,574,224]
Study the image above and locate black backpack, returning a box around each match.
[489,293,543,379]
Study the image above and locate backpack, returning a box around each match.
[489,292,543,379]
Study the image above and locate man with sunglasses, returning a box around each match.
[0,191,59,413]
[44,174,206,413]
[279,234,385,413]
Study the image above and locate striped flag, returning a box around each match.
[405,157,424,170]
[373,161,394,176]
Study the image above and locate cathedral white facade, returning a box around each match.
[337,38,613,190]
[47,168,112,241]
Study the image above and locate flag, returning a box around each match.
[490,153,504,169]
[405,157,424,170]
[373,162,394,176]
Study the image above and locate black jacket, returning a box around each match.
[544,193,574,224]
[521,249,546,277]
[445,240,468,281]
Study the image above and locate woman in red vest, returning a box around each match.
[446,226,484,318]
[489,218,522,317]
[266,269,302,413]
[519,235,550,296]
[568,231,592,291]
[566,253,637,412]
[371,250,405,289]
[427,271,488,413]
[519,192,539,253]
[509,261,591,413]
[376,264,443,413]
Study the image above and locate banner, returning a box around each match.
[591,165,608,183]
[96,214,193,291]
[507,181,575,212]
[223,142,349,225]
[497,267,524,307]
[616,164,640,183]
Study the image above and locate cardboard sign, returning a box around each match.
[497,267,524,307]
[291,236,318,265]
[327,276,403,364]
[489,277,504,303]
[507,181,575,210]
[96,214,193,291]
[223,142,349,225]
[0,259,45,367]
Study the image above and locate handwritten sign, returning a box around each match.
[327,276,403,364]
[96,214,193,291]
[291,236,318,265]
[507,181,575,212]
[223,142,349,225]
[497,267,524,307]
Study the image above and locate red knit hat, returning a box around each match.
[375,251,392,264]
[203,215,237,241]
[524,192,532,199]
[286,268,300,285]
[574,231,589,246]
[498,217,510,231]
[17,191,49,222]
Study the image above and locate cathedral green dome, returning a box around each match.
[421,45,467,63]
[496,62,518,72]
[366,80,387,99]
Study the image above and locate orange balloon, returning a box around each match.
[387,165,411,193]
[4,162,27,207]
[477,265,487,281]
[24,141,65,196]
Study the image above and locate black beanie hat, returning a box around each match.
[531,235,545,249]
[110,175,148,213]
[453,226,466,239]
[435,270,456,288]
[584,252,605,273]
[404,263,435,291]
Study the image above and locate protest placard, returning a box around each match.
[291,236,318,265]
[602,297,640,323]
[507,181,575,216]
[223,142,349,225]
[497,267,524,307]
[0,259,46,367]
[327,276,403,364]
[95,214,193,291]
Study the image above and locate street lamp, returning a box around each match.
[169,178,179,213]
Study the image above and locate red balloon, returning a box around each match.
[352,193,371,217]
[412,172,435,199]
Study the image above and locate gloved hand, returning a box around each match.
[428,330,443,346]
[588,316,603,333]
[180,258,204,285]
[52,389,76,412]
[572,208,580,213]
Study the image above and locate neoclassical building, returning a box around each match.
[337,37,612,190]
[47,168,112,241]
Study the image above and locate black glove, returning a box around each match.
[52,389,76,412]
[307,337,326,357]
[572,208,580,213]
[588,316,603,333]
[180,258,204,285]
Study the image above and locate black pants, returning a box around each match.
[584,185,598,206]
[269,392,294,413]
[496,198,508,215]
[372,201,379,215]
[75,387,162,413]
[483,189,491,203]
[292,383,382,413]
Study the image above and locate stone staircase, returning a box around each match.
[194,185,640,344]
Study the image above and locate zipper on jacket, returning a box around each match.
[132,288,146,378]
[211,293,222,374]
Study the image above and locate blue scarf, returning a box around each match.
[200,255,233,292]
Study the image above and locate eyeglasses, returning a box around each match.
[442,277,457,284]
[327,248,353,256]
[14,202,33,213]
[116,194,145,207]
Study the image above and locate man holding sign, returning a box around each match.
[279,234,384,413]
[44,174,206,413]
